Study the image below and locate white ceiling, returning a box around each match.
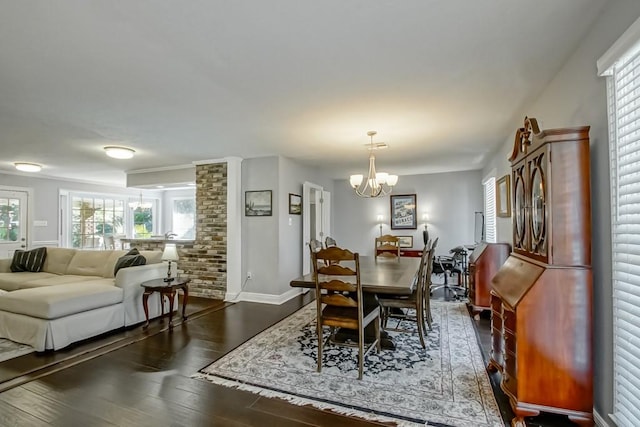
[0,1,608,186]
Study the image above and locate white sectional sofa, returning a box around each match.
[0,247,169,351]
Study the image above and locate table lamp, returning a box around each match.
[162,243,179,282]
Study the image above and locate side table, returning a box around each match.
[140,277,190,329]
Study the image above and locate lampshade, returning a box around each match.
[162,244,179,262]
[104,146,135,159]
[14,162,42,172]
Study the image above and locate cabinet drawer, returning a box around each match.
[503,309,516,334]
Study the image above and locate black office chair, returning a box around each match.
[430,245,468,299]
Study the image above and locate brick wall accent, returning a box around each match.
[178,163,227,298]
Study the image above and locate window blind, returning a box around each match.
[483,177,496,243]
[609,47,640,427]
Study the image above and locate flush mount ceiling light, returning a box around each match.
[349,131,398,198]
[104,146,135,159]
[14,162,42,172]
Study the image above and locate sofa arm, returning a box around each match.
[0,259,11,273]
[115,263,166,301]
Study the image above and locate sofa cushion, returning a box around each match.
[114,249,146,276]
[42,248,77,275]
[139,250,163,264]
[66,250,114,277]
[0,272,57,291]
[0,283,123,320]
[15,274,104,289]
[10,247,47,272]
[102,250,129,278]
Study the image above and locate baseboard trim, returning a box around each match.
[226,288,304,305]
[594,410,612,427]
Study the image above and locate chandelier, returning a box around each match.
[129,192,152,210]
[349,131,398,198]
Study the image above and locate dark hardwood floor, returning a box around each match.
[0,287,581,426]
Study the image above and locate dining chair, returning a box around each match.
[378,246,432,348]
[375,234,400,259]
[311,246,381,380]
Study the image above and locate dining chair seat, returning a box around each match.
[322,305,379,330]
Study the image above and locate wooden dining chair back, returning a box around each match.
[324,236,337,248]
[375,234,400,259]
[311,246,381,379]
[378,246,433,348]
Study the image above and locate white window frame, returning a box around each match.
[599,16,640,427]
[62,191,160,248]
[483,174,497,244]
[169,196,196,239]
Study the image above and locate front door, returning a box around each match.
[0,190,28,258]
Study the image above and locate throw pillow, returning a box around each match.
[114,248,146,276]
[10,247,47,272]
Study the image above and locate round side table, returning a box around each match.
[140,277,190,329]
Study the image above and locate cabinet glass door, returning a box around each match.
[529,153,547,257]
[513,166,527,251]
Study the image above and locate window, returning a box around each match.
[483,176,496,243]
[599,17,640,427]
[131,205,154,238]
[171,197,196,239]
[71,196,125,249]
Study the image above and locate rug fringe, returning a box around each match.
[192,373,427,426]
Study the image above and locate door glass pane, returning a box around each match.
[0,198,20,242]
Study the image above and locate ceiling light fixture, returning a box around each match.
[104,146,135,159]
[128,192,152,210]
[349,131,398,198]
[14,162,42,172]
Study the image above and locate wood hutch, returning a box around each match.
[488,118,593,426]
[468,242,510,317]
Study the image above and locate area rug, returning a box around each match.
[193,301,503,427]
[0,339,34,363]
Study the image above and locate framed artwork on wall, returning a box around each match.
[390,194,417,230]
[496,175,511,217]
[289,193,302,215]
[397,236,413,248]
[245,190,272,216]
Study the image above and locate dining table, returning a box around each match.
[290,255,421,349]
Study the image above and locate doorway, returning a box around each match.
[302,182,331,275]
[0,188,29,258]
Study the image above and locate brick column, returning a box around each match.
[180,162,227,298]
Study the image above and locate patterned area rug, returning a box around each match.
[193,301,503,427]
[0,339,34,363]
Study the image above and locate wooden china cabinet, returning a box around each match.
[488,118,593,427]
[467,242,510,317]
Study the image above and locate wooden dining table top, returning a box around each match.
[289,255,420,295]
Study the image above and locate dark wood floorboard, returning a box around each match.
[0,287,581,426]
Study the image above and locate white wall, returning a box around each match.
[332,170,483,257]
[482,0,640,420]
[0,172,157,245]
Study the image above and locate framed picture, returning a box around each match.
[397,236,413,248]
[390,194,417,230]
[496,175,511,217]
[245,190,272,216]
[289,193,302,215]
